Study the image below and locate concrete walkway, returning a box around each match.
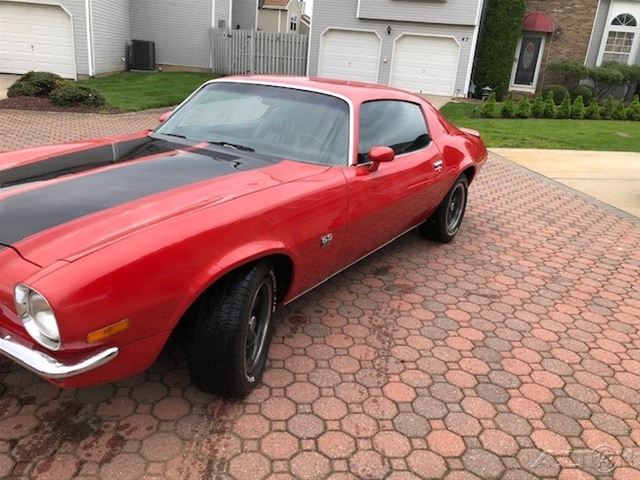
[0,74,20,100]
[492,148,640,218]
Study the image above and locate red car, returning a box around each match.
[0,76,486,397]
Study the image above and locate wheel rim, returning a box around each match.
[244,280,273,381]
[446,183,466,235]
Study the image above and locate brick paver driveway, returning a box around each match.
[0,110,639,479]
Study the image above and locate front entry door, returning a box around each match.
[511,34,545,92]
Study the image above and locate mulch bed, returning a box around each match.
[0,96,121,113]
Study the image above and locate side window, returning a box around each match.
[358,101,430,162]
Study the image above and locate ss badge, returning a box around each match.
[320,233,333,248]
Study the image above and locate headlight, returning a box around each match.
[14,284,61,351]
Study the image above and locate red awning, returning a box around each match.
[523,12,555,33]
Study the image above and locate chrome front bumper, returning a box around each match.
[0,334,118,379]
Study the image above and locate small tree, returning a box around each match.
[474,0,527,99]
[612,100,627,120]
[600,95,615,120]
[543,92,557,118]
[584,98,601,120]
[516,96,532,119]
[500,95,516,118]
[626,95,640,121]
[479,92,499,118]
[570,96,585,120]
[531,94,545,118]
[556,93,572,119]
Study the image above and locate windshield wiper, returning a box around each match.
[208,140,255,152]
[162,133,187,139]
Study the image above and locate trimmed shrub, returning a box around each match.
[516,96,532,119]
[556,93,572,119]
[570,96,585,120]
[7,71,62,97]
[49,83,106,107]
[600,95,615,120]
[571,85,594,106]
[545,60,588,88]
[626,95,640,121]
[612,100,627,120]
[531,94,545,118]
[473,0,526,99]
[589,66,625,98]
[584,98,601,120]
[543,92,557,118]
[500,95,516,118]
[7,81,38,97]
[479,92,498,118]
[542,85,570,105]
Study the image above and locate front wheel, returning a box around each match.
[419,176,469,243]
[183,261,276,398]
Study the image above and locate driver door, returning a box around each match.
[341,100,445,264]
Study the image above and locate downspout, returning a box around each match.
[85,0,96,76]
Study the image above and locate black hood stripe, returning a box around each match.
[0,139,267,246]
[0,136,242,188]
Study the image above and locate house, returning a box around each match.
[509,0,640,93]
[306,0,486,97]
[0,0,258,79]
[258,0,308,34]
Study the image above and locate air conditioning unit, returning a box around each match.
[129,40,156,70]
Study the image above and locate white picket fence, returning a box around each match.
[211,28,308,76]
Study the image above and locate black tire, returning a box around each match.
[183,261,276,399]
[419,176,469,243]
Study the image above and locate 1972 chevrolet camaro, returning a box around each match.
[0,76,486,398]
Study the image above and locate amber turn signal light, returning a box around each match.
[87,319,130,344]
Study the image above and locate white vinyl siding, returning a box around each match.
[586,0,613,66]
[390,35,460,96]
[319,29,380,83]
[91,0,129,74]
[214,0,230,28]
[357,0,479,26]
[0,1,76,78]
[130,0,212,68]
[232,0,257,29]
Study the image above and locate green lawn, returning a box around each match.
[441,102,640,152]
[79,72,216,111]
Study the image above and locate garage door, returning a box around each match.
[319,30,380,83]
[0,2,76,78]
[390,35,459,96]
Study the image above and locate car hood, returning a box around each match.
[0,134,328,266]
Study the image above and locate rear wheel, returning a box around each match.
[419,176,468,243]
[183,261,276,398]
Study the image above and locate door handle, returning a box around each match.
[433,160,444,171]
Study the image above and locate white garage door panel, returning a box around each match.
[0,2,76,78]
[391,35,459,96]
[319,30,380,84]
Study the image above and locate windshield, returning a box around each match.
[155,82,351,166]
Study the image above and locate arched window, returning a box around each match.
[602,13,637,64]
[612,13,637,27]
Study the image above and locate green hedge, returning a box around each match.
[7,71,62,97]
[473,0,526,100]
[49,82,106,107]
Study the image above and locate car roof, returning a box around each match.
[217,75,430,105]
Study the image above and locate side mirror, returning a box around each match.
[369,145,395,164]
[158,111,172,123]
